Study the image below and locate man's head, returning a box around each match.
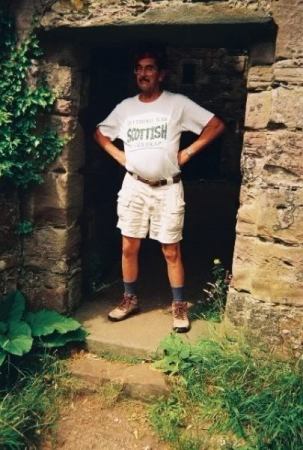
[133,47,166,95]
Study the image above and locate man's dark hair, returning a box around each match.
[133,45,167,71]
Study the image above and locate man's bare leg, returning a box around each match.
[108,236,141,321]
[122,235,141,282]
[161,242,184,286]
[161,242,190,332]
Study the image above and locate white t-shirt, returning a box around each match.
[97,90,214,180]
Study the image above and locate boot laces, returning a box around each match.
[173,302,187,319]
[119,295,136,310]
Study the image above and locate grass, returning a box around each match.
[0,352,66,449]
[150,334,303,450]
[96,349,144,365]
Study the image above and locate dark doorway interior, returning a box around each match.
[81,44,245,304]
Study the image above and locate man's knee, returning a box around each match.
[122,236,141,259]
[162,243,180,264]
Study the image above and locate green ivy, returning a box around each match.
[0,7,64,189]
[16,220,34,235]
[0,290,88,366]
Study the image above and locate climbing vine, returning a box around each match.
[0,7,64,189]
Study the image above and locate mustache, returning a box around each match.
[139,77,150,82]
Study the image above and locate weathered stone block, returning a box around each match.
[0,227,20,254]
[43,63,81,101]
[50,114,78,137]
[265,130,303,182]
[29,172,83,216]
[241,130,303,188]
[247,66,273,90]
[0,255,19,272]
[237,185,303,244]
[21,148,84,228]
[273,0,303,59]
[49,124,85,173]
[240,131,267,186]
[231,234,303,305]
[0,268,18,297]
[274,62,303,85]
[226,289,303,356]
[20,268,68,290]
[53,98,76,116]
[20,263,81,312]
[271,87,303,129]
[245,91,272,129]
[26,286,69,313]
[23,225,81,272]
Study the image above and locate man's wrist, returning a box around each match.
[185,148,193,159]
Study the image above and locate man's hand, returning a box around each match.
[94,128,126,167]
[178,116,225,166]
[178,149,191,167]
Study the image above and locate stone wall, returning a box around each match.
[39,0,272,29]
[0,187,20,298]
[225,0,303,355]
[11,39,88,312]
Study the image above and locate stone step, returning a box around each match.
[69,354,170,401]
[74,297,222,360]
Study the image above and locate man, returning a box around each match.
[94,47,225,332]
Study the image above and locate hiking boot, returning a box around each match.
[108,294,139,321]
[172,301,190,333]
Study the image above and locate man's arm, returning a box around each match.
[178,116,225,167]
[94,128,126,167]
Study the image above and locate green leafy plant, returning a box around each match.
[0,290,88,367]
[191,258,231,322]
[0,7,64,189]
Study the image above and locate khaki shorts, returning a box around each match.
[117,173,185,244]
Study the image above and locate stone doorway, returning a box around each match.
[34,13,276,311]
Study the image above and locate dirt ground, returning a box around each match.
[42,382,170,450]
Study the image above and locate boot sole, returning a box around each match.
[108,307,140,322]
[173,325,191,333]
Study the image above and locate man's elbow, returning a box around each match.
[94,128,101,143]
[213,116,225,136]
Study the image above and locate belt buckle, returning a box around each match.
[166,177,173,186]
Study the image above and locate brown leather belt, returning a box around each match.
[127,170,181,187]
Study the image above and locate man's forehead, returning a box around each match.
[135,57,158,67]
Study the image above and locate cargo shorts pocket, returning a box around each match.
[117,190,132,218]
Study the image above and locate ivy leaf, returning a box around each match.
[0,334,6,347]
[38,328,88,348]
[25,310,82,337]
[1,320,33,356]
[8,290,26,322]
[0,348,6,366]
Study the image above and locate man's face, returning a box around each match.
[134,57,165,94]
